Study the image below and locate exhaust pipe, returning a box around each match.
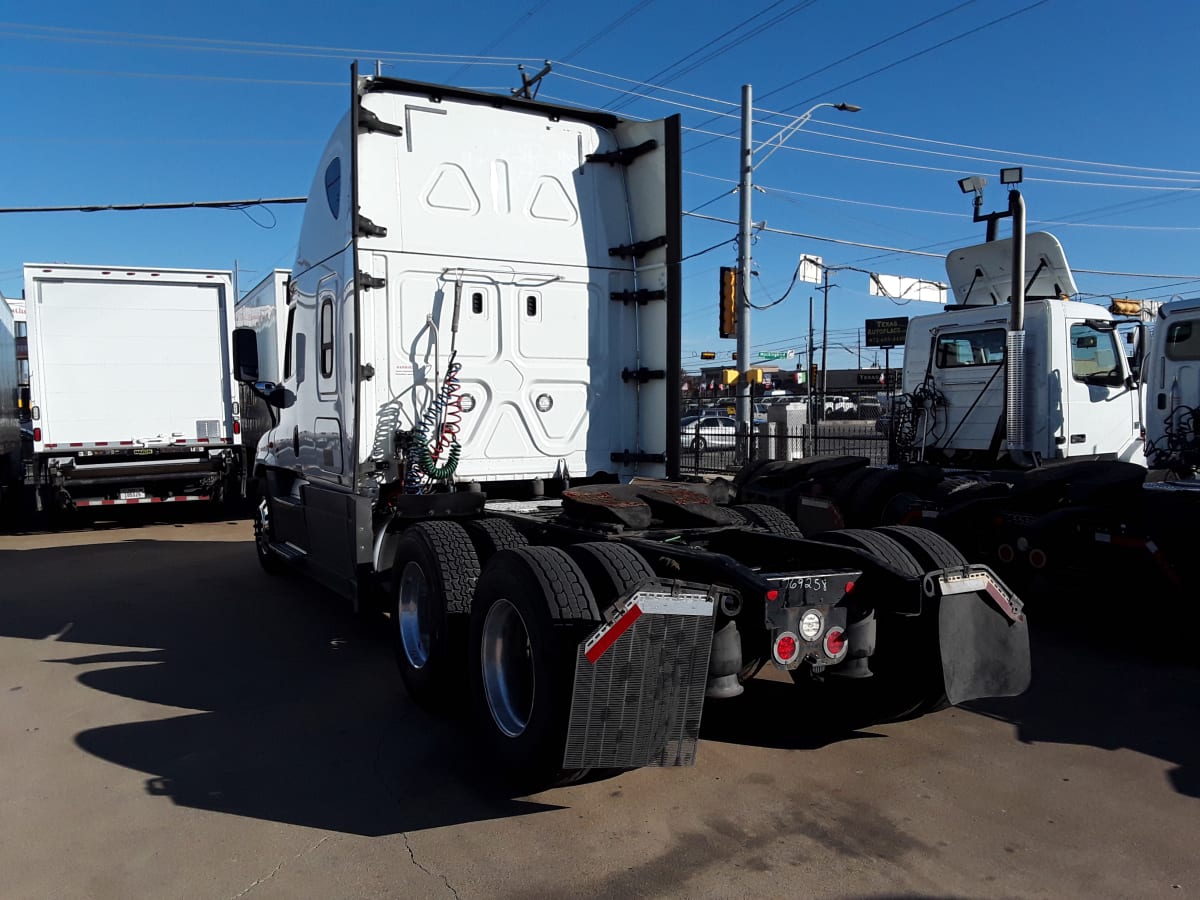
[1005,189,1027,453]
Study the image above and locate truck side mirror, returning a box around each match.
[1128,322,1147,381]
[232,327,260,384]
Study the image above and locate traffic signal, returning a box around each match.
[700,351,716,360]
[810,362,819,383]
[746,368,764,384]
[719,267,737,339]
[721,368,739,386]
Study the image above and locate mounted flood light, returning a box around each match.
[958,175,987,196]
[1000,167,1024,185]
[833,103,862,112]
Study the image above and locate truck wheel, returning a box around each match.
[470,546,601,787]
[466,518,527,563]
[565,542,655,613]
[812,528,945,721]
[735,503,804,537]
[392,521,481,712]
[253,490,285,575]
[876,525,968,570]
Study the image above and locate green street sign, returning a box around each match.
[757,350,789,360]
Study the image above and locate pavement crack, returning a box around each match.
[229,834,332,899]
[400,830,461,900]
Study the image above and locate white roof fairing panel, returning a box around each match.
[945,232,1078,306]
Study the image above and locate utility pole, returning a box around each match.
[735,83,754,439]
[820,264,830,419]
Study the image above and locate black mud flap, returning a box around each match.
[930,566,1031,705]
[563,582,716,769]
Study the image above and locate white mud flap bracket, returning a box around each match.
[564,583,716,769]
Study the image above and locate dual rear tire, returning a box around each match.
[390,522,651,786]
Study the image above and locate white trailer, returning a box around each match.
[23,264,243,512]
[0,297,19,497]
[234,269,290,460]
[232,69,1029,785]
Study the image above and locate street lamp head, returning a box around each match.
[1000,166,1024,185]
[958,175,987,196]
[834,103,862,113]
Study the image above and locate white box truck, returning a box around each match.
[23,264,243,512]
[234,269,289,461]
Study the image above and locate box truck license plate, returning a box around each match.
[120,489,146,501]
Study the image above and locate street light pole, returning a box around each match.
[735,84,754,439]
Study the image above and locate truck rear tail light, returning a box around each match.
[844,580,856,595]
[773,632,799,665]
[1028,548,1047,570]
[798,609,823,641]
[765,589,779,602]
[33,427,41,441]
[823,627,847,661]
[233,420,241,435]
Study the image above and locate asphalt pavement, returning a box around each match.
[1,516,1197,899]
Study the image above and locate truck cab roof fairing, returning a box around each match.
[945,232,1078,307]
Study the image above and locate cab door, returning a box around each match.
[1062,320,1139,458]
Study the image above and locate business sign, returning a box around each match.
[857,370,899,386]
[865,317,909,349]
[869,273,947,304]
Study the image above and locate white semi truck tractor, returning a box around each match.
[233,67,1030,784]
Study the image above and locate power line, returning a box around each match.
[606,0,817,112]
[0,197,307,214]
[561,0,659,61]
[684,211,1200,279]
[687,0,1051,154]
[446,0,555,82]
[0,21,533,65]
[682,125,1200,192]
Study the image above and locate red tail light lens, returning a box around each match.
[824,627,847,660]
[765,589,779,602]
[233,420,241,435]
[773,632,799,664]
[33,427,41,441]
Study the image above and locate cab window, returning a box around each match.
[1165,319,1200,361]
[935,328,1005,368]
[1070,323,1124,386]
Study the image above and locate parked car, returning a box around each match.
[824,395,859,418]
[680,414,738,451]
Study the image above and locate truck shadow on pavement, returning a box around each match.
[968,628,1200,799]
[0,537,562,836]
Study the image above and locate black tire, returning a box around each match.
[876,524,968,570]
[735,503,804,537]
[466,518,528,563]
[253,485,285,575]
[819,528,924,577]
[392,521,481,713]
[469,546,602,787]
[564,542,655,614]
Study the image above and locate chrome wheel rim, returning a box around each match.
[481,598,534,738]
[397,561,433,669]
[254,497,271,557]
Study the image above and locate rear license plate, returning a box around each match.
[120,489,146,500]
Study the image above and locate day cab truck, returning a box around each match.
[23,264,244,515]
[736,209,1199,613]
[233,67,1030,784]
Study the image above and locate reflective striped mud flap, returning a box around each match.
[929,566,1031,705]
[563,584,716,769]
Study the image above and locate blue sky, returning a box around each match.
[2,1,1198,372]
